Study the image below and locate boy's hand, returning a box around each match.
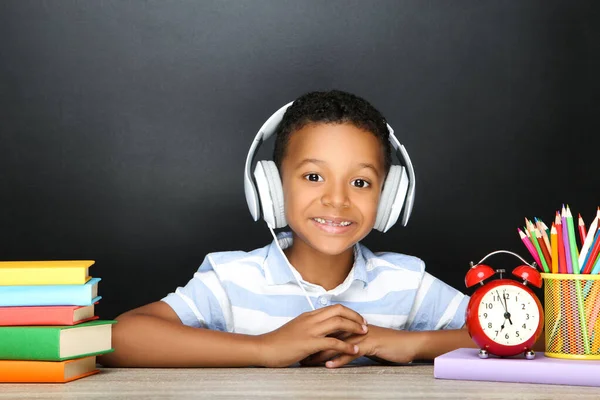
[256,304,369,368]
[300,325,423,368]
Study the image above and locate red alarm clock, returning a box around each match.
[465,250,544,359]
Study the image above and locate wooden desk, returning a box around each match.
[1,365,598,399]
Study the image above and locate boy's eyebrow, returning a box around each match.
[295,158,381,177]
[357,162,381,178]
[295,158,326,168]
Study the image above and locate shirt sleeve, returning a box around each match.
[405,271,469,331]
[161,255,233,332]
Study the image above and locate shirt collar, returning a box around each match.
[264,231,369,287]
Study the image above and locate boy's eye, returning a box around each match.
[304,173,324,182]
[351,179,370,188]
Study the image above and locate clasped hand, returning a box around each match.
[257,304,419,368]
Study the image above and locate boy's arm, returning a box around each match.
[415,325,546,361]
[413,326,479,360]
[98,301,262,368]
[98,301,368,368]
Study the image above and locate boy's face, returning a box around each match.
[280,122,386,256]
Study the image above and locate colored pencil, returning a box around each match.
[555,212,567,274]
[578,213,587,245]
[586,283,600,336]
[582,229,600,274]
[591,253,600,275]
[537,229,552,271]
[566,205,580,274]
[579,209,600,267]
[528,224,549,273]
[551,224,558,274]
[518,228,542,269]
[562,206,573,274]
[536,218,551,253]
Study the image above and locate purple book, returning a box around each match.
[434,348,600,387]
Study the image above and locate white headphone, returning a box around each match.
[244,101,416,233]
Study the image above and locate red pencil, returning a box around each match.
[537,229,552,270]
[556,212,567,274]
[578,213,587,246]
[582,229,600,274]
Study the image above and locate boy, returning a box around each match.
[100,90,475,368]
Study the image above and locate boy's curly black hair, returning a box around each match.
[273,90,392,173]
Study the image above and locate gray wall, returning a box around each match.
[1,1,598,319]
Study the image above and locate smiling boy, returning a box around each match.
[100,90,475,368]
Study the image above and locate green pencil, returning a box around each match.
[529,226,549,273]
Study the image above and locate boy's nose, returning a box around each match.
[321,182,350,209]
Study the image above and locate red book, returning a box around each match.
[0,304,97,326]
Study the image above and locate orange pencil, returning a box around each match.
[578,213,587,246]
[550,224,558,274]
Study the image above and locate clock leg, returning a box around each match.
[525,350,535,360]
[478,349,489,359]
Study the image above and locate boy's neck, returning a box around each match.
[283,233,355,291]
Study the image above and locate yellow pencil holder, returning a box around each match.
[542,273,600,359]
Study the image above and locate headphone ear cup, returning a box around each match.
[253,160,287,229]
[374,166,402,232]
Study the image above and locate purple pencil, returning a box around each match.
[562,205,573,274]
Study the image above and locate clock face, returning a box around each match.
[477,284,540,346]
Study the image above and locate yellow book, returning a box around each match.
[0,260,94,286]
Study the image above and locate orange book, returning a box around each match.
[0,356,98,383]
[0,304,98,326]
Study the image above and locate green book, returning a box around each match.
[0,320,116,361]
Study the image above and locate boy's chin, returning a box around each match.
[303,234,363,256]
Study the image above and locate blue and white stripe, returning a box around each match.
[162,232,469,335]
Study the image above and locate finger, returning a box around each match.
[315,337,359,358]
[301,349,339,366]
[326,352,362,368]
[304,332,366,365]
[314,304,367,326]
[326,331,353,340]
[315,315,368,337]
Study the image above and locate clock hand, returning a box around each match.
[497,290,507,313]
[502,292,513,325]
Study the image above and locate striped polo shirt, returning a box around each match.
[162,232,469,334]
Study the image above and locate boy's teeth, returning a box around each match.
[313,218,352,227]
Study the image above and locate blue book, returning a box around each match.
[0,278,101,306]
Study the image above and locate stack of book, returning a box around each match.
[0,260,115,383]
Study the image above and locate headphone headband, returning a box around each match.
[244,101,416,230]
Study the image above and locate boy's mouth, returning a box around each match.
[310,217,355,234]
[312,217,353,227]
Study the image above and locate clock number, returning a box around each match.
[504,293,509,300]
[521,304,525,310]
[516,331,520,337]
[522,323,527,329]
[526,314,530,320]
[483,313,488,318]
[505,333,509,339]
[495,330,499,337]
[488,322,492,328]
[486,303,493,309]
